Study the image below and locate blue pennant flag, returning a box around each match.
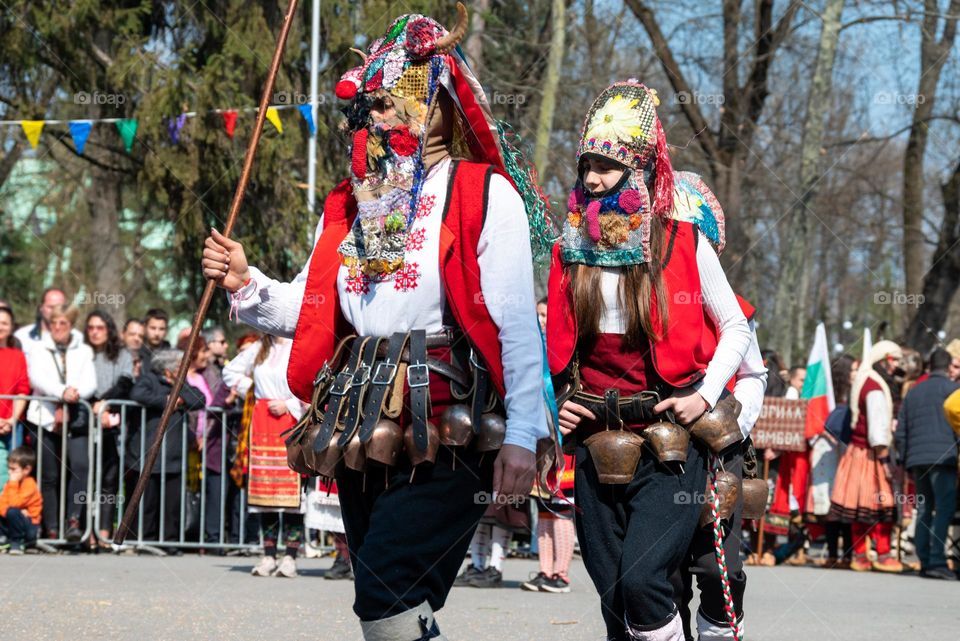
[68,120,93,155]
[298,104,316,136]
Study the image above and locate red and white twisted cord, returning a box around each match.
[709,453,742,641]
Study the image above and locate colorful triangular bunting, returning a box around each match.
[115,119,138,153]
[21,120,44,149]
[265,106,283,134]
[298,104,316,136]
[68,121,93,155]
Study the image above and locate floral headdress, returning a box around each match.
[562,80,726,266]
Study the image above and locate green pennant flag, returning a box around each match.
[115,119,138,153]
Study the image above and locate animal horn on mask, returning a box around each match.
[435,2,468,53]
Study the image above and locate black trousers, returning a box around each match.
[671,450,746,641]
[575,437,707,641]
[26,426,89,534]
[141,473,182,542]
[99,429,120,534]
[336,445,494,622]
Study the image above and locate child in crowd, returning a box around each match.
[0,447,43,554]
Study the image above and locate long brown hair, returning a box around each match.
[254,333,276,367]
[567,217,669,349]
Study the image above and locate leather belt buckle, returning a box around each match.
[313,364,333,387]
[328,371,352,397]
[469,350,487,371]
[372,362,398,385]
[406,363,430,388]
[352,364,371,387]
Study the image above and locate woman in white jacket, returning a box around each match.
[26,305,96,542]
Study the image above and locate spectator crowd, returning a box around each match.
[2,287,960,588]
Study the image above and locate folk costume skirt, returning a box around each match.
[247,399,301,509]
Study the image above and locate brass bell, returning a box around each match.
[688,395,743,454]
[741,477,769,520]
[366,419,404,467]
[474,413,507,452]
[298,422,322,472]
[699,470,741,527]
[404,420,440,466]
[314,430,343,478]
[583,429,645,484]
[438,404,474,447]
[343,430,366,472]
[642,420,690,463]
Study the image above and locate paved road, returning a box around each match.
[1,552,957,640]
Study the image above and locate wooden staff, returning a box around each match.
[115,0,301,544]
[755,458,770,560]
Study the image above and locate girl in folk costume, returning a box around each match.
[222,334,306,578]
[547,80,752,641]
[203,5,554,639]
[828,340,904,573]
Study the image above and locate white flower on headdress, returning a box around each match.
[586,94,645,144]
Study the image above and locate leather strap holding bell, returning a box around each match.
[309,334,356,423]
[408,329,431,452]
[470,351,490,434]
[337,337,381,446]
[316,337,366,453]
[359,332,408,443]
[604,389,622,429]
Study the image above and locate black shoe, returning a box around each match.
[65,518,83,544]
[920,566,957,580]
[541,573,571,593]
[468,567,503,588]
[454,565,483,587]
[325,555,354,580]
[521,571,550,592]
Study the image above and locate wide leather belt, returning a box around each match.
[572,389,663,426]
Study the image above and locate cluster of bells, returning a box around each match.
[581,395,768,524]
[289,404,506,480]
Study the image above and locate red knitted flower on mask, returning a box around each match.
[405,18,440,58]
[389,126,419,156]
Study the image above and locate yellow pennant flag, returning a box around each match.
[21,120,45,149]
[265,107,283,134]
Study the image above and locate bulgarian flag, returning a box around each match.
[800,323,835,439]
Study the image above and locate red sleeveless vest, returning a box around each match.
[286,161,509,403]
[546,219,753,389]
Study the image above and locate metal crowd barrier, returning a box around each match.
[0,394,96,551]
[2,394,336,556]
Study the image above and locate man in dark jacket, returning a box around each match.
[895,348,960,580]
[129,349,205,545]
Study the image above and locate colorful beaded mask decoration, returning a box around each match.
[335,6,468,279]
[562,80,674,266]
